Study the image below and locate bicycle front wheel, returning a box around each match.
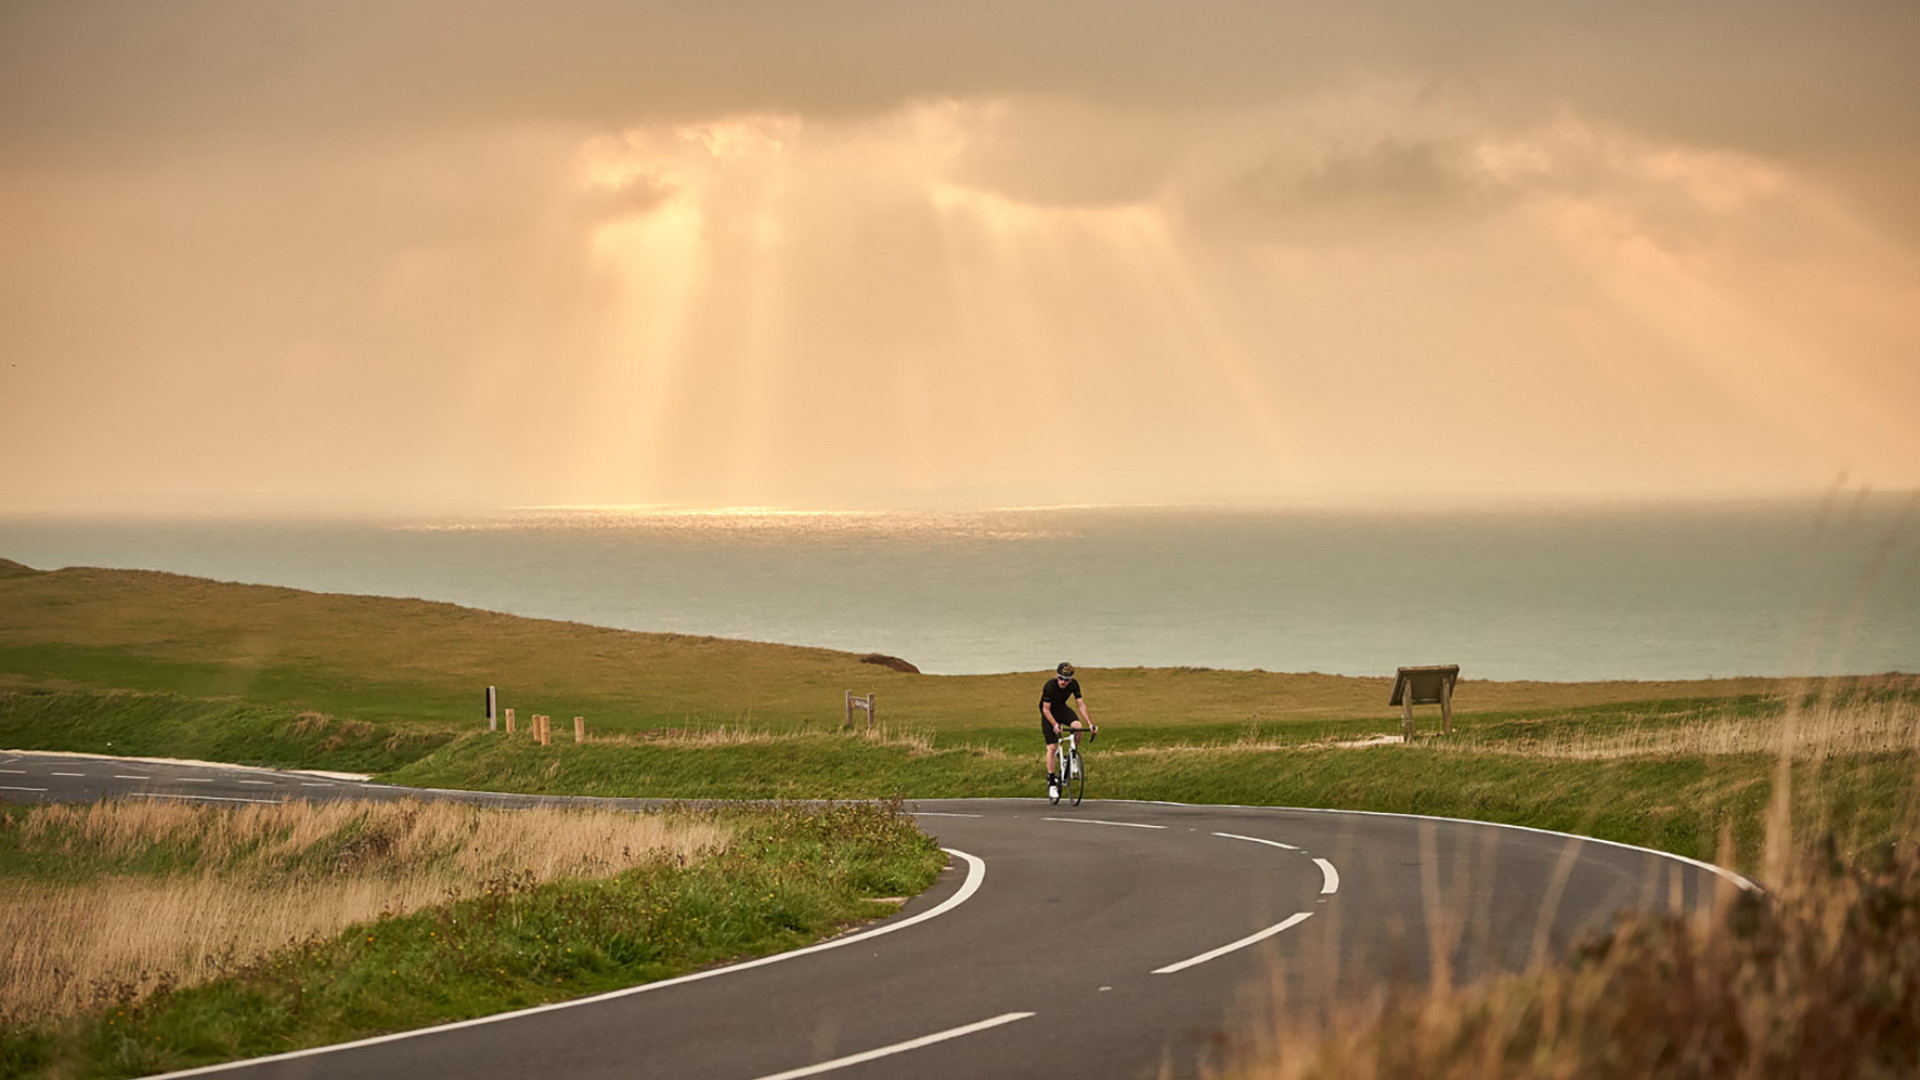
[1068,747,1085,806]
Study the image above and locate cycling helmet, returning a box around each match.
[1056,662,1075,677]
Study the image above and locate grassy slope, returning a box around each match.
[0,560,1822,742]
[3,558,1914,873]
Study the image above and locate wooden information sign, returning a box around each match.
[1389,665,1460,742]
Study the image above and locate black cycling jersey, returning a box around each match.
[1039,676,1082,721]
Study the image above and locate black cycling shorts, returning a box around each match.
[1040,711,1076,744]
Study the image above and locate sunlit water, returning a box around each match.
[2,500,1915,680]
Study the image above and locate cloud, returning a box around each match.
[581,173,673,222]
[3,3,1918,510]
[7,2,1917,240]
[1218,136,1518,246]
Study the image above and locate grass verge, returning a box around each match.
[0,690,454,774]
[0,800,945,1080]
[0,798,731,1021]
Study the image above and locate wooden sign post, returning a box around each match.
[845,691,876,730]
[1389,665,1460,743]
[574,716,586,744]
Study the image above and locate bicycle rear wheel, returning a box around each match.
[1067,747,1085,806]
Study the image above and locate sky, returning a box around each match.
[2,1,1917,514]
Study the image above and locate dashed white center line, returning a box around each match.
[1312,857,1341,895]
[237,780,275,786]
[1213,831,1298,851]
[1152,912,1316,974]
[129,793,282,805]
[179,778,214,784]
[0,769,27,774]
[745,1012,1036,1080]
[1042,817,1167,830]
[113,774,152,780]
[0,785,49,793]
[299,781,336,787]
[1212,832,1339,894]
[51,771,86,777]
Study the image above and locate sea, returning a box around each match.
[1,499,1916,682]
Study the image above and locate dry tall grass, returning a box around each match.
[0,799,728,1024]
[1224,836,1920,1080]
[1219,688,1920,1079]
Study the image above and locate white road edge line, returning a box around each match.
[1313,857,1340,895]
[909,811,983,818]
[1213,831,1299,851]
[1043,817,1167,830]
[1153,912,1315,974]
[745,1012,1035,1080]
[140,847,991,1080]
[0,785,48,793]
[1135,798,1761,893]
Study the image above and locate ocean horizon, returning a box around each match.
[2,497,1915,682]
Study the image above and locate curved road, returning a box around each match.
[1,751,1750,1079]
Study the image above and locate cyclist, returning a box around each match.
[1040,662,1096,799]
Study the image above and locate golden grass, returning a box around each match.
[1444,696,1920,761]
[0,799,728,1024]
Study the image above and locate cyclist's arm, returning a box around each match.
[1075,696,1091,726]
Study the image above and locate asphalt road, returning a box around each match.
[1,751,1752,1079]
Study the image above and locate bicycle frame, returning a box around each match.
[1057,728,1085,806]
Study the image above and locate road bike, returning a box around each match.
[1051,727,1089,807]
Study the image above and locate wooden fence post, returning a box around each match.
[505,707,516,735]
[574,716,585,744]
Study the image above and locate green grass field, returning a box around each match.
[4,557,1916,873]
